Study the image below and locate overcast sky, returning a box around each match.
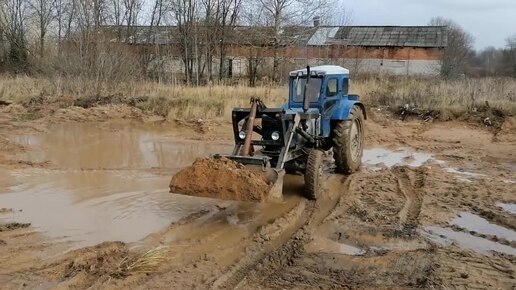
[345,0,516,50]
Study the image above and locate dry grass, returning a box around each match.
[113,246,169,277]
[353,77,516,119]
[0,74,514,121]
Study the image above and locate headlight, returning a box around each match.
[238,130,247,140]
[271,131,280,141]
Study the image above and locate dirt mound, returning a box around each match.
[170,157,272,202]
[49,104,144,122]
[62,241,129,278]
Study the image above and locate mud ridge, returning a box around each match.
[214,176,347,289]
[211,200,309,289]
[435,250,515,288]
[394,166,426,236]
[472,207,516,232]
[449,224,516,248]
[0,222,31,232]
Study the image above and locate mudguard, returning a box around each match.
[330,96,366,121]
[319,97,365,137]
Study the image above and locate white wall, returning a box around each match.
[147,56,442,78]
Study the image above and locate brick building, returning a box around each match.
[114,24,447,79]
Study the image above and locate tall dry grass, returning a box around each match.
[0,74,514,121]
[0,75,287,120]
[353,77,516,119]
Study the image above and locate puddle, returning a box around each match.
[0,122,234,248]
[423,226,516,256]
[498,203,516,215]
[362,148,433,169]
[444,168,485,180]
[362,147,488,183]
[305,236,366,256]
[12,123,230,170]
[451,212,516,242]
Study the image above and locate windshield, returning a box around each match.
[292,77,322,103]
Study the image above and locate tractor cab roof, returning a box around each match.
[289,65,349,77]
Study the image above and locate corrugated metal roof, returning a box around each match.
[105,25,447,48]
[332,26,447,48]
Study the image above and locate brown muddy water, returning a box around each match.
[0,122,233,248]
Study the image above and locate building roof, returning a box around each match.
[331,26,447,48]
[106,25,447,48]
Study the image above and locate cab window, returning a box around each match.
[342,78,349,95]
[293,78,322,102]
[326,78,338,97]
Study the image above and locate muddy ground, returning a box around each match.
[0,104,515,289]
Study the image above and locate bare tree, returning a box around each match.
[506,35,516,78]
[207,0,242,81]
[148,0,164,41]
[169,0,198,84]
[327,0,352,26]
[54,0,75,55]
[429,17,474,78]
[111,0,125,40]
[123,0,143,42]
[29,0,55,58]
[249,0,332,82]
[0,0,30,71]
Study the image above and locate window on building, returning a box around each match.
[326,78,338,97]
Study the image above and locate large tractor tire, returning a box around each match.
[304,149,324,200]
[333,106,364,174]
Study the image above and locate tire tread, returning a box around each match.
[333,106,364,174]
[305,149,324,200]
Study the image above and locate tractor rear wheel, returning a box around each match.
[333,106,364,174]
[305,149,324,200]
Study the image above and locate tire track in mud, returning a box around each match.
[393,166,426,233]
[435,250,515,289]
[472,206,516,232]
[211,175,351,290]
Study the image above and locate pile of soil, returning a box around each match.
[49,104,144,122]
[61,241,129,279]
[169,157,272,202]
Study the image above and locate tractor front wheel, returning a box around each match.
[304,149,324,200]
[333,106,364,174]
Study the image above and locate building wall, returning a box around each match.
[145,44,444,78]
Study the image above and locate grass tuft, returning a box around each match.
[113,246,169,277]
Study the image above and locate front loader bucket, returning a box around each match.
[264,168,284,203]
[169,157,284,203]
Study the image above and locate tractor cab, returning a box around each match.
[287,65,350,113]
[284,65,361,138]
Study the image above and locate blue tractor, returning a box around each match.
[221,65,366,201]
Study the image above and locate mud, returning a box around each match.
[498,203,516,215]
[170,157,272,202]
[0,222,31,232]
[0,107,515,289]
